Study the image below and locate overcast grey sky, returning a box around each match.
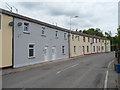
[0,0,118,36]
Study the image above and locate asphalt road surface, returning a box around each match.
[2,52,115,88]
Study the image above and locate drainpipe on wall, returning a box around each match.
[12,18,14,68]
[68,32,71,58]
[9,19,14,68]
[105,40,106,53]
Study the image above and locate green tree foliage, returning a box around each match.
[117,30,120,47]
[80,28,104,37]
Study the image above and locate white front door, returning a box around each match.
[44,46,48,61]
[52,46,56,60]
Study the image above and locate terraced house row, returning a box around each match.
[0,8,111,68]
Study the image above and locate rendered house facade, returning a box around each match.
[105,40,111,52]
[0,13,13,68]
[13,18,69,68]
[69,32,109,57]
[70,33,82,57]
[0,8,111,68]
[0,9,69,68]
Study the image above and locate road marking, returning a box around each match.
[104,60,114,89]
[56,64,79,74]
[107,60,114,68]
[104,70,109,89]
[71,64,79,67]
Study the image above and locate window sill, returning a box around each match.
[64,39,67,40]
[62,53,66,55]
[41,34,46,37]
[28,56,35,59]
[23,31,30,34]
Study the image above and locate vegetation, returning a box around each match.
[82,28,104,37]
[76,27,120,50]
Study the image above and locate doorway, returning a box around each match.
[52,46,56,60]
[44,46,48,61]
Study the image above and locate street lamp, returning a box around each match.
[70,16,79,30]
[68,16,79,58]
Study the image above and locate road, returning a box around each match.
[2,52,115,88]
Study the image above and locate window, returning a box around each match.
[23,22,29,33]
[78,36,80,41]
[41,27,46,36]
[96,39,97,43]
[88,37,90,42]
[64,33,67,40]
[62,46,65,54]
[42,29,45,35]
[97,46,98,52]
[102,40,104,43]
[0,15,1,29]
[74,46,76,53]
[102,46,104,51]
[28,44,35,58]
[93,46,95,52]
[83,37,85,42]
[99,39,100,42]
[92,38,94,43]
[72,35,74,41]
[55,31,58,38]
[87,46,89,52]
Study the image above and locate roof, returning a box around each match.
[0,8,108,40]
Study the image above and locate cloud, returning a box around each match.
[0,1,118,36]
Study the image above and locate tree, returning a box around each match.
[79,28,104,37]
[117,29,120,48]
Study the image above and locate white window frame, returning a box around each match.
[72,35,74,41]
[78,36,80,41]
[62,46,65,55]
[64,33,67,40]
[28,43,35,58]
[74,46,76,53]
[55,31,59,39]
[23,22,30,33]
[41,27,46,36]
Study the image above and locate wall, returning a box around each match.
[70,34,82,57]
[14,18,69,68]
[0,14,13,68]
[81,36,91,55]
[0,14,2,67]
[101,40,106,52]
[70,34,93,57]
[69,33,107,57]
[105,40,111,52]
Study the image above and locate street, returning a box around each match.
[2,52,116,88]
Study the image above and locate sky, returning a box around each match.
[0,0,119,36]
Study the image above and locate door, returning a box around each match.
[44,46,48,61]
[52,46,56,60]
[82,46,85,54]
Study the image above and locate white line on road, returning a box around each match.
[56,64,79,74]
[104,59,114,89]
[104,70,109,89]
[107,60,114,68]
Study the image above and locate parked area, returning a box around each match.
[0,8,111,68]
[2,52,118,88]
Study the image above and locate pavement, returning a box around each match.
[2,52,119,88]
